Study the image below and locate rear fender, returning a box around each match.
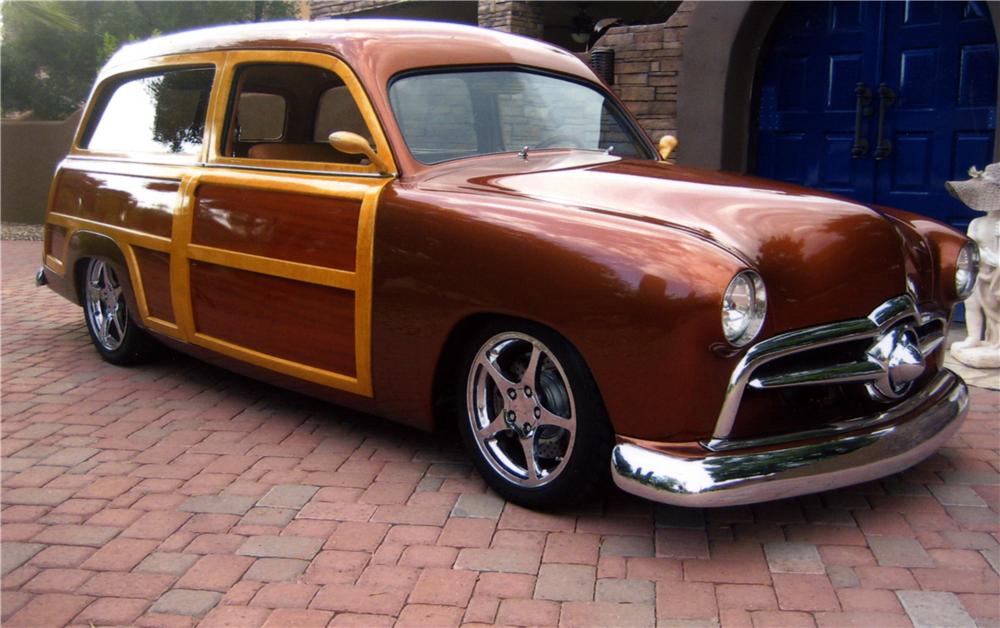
[65,230,143,322]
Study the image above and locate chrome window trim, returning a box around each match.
[710,295,947,443]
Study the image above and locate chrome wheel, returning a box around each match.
[84,259,128,352]
[466,332,577,488]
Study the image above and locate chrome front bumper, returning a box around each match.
[611,369,968,507]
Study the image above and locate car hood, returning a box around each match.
[416,153,912,332]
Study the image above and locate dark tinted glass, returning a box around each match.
[86,68,214,155]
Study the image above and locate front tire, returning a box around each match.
[456,321,613,510]
[81,258,156,365]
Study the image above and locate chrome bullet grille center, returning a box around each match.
[866,324,925,400]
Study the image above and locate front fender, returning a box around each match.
[877,206,971,307]
[370,185,747,441]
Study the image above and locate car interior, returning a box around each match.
[224,63,374,165]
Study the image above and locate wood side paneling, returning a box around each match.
[46,224,67,262]
[53,170,177,238]
[192,184,360,271]
[134,247,175,322]
[189,261,356,376]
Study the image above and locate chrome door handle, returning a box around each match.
[874,83,896,161]
[851,82,872,159]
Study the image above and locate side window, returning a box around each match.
[84,67,214,155]
[224,63,373,165]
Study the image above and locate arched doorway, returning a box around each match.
[754,1,998,229]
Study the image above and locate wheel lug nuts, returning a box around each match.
[507,388,516,399]
[507,411,517,422]
[533,408,541,418]
[524,387,533,397]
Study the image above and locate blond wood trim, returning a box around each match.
[122,243,151,321]
[209,50,397,176]
[196,170,372,199]
[97,52,229,84]
[352,186,383,397]
[201,53,230,166]
[47,213,172,254]
[43,170,65,256]
[170,176,198,338]
[193,332,363,392]
[44,254,65,275]
[144,316,182,336]
[186,245,357,290]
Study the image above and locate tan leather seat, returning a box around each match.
[247,143,363,164]
[314,86,372,143]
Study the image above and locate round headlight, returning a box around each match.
[722,270,767,347]
[955,242,980,300]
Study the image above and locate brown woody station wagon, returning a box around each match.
[38,20,979,509]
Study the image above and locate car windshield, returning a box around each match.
[389,69,653,164]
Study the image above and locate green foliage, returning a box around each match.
[1,1,298,119]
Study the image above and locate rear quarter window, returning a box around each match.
[83,67,214,156]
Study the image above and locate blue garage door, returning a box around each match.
[755,1,997,230]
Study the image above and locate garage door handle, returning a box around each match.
[874,83,896,161]
[851,82,872,158]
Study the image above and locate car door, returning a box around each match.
[176,50,396,397]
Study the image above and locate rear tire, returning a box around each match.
[81,258,157,366]
[456,320,613,510]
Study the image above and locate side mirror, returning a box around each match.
[658,135,678,161]
[328,131,391,174]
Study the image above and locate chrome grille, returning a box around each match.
[707,295,948,450]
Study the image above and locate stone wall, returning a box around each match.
[593,2,692,144]
[477,1,543,38]
[309,0,402,18]
[310,0,692,145]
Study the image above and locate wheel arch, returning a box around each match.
[66,230,142,322]
[429,311,609,433]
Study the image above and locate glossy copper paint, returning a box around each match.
[189,261,357,376]
[409,155,911,332]
[363,151,964,441]
[192,185,360,271]
[134,248,174,322]
[43,20,974,445]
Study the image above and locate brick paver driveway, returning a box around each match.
[2,239,998,627]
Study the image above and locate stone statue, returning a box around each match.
[948,163,1000,369]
